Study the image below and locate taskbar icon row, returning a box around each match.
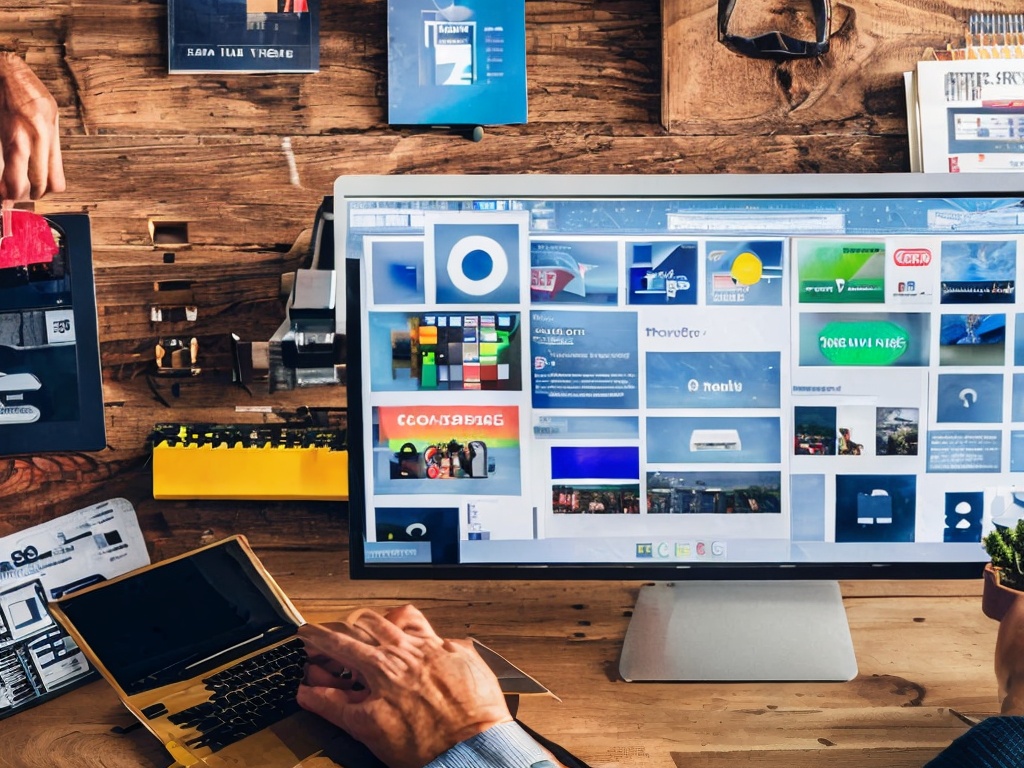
[635,540,727,560]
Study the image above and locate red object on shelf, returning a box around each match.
[0,209,58,269]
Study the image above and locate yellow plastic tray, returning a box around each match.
[152,444,348,501]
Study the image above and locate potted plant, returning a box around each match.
[983,519,1024,620]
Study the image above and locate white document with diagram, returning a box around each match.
[0,498,148,718]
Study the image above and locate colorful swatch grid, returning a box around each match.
[410,313,519,390]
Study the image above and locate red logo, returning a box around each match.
[893,248,932,267]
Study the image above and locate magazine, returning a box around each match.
[915,58,1024,172]
[387,0,527,126]
[168,0,320,74]
[0,499,149,719]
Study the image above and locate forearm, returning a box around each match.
[425,721,569,768]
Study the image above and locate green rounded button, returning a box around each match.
[817,321,910,365]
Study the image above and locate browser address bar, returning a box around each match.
[667,212,847,234]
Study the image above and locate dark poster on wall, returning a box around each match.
[168,0,320,73]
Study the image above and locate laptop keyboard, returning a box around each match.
[167,638,307,753]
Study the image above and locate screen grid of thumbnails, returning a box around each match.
[346,193,1024,568]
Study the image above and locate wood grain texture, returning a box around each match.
[0,544,999,768]
[662,0,1016,135]
[36,132,912,248]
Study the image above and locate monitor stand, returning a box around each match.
[618,581,858,682]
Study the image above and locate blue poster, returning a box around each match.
[370,240,425,305]
[531,310,639,409]
[1016,314,1024,366]
[627,242,698,305]
[936,373,1003,424]
[1012,432,1024,472]
[940,240,1016,304]
[834,474,917,543]
[938,313,1006,366]
[1014,374,1024,422]
[387,0,527,125]
[944,492,983,543]
[790,475,826,540]
[646,351,780,409]
[927,430,1002,473]
[551,446,640,480]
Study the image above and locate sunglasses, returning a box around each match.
[718,0,831,60]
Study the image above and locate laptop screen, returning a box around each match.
[56,539,297,695]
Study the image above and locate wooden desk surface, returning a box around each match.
[0,2,1012,765]
[0,546,998,768]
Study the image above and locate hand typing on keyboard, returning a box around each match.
[297,605,567,768]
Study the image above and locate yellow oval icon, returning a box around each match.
[730,251,763,286]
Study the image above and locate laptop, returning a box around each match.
[49,535,343,768]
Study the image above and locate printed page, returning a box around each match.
[916,59,1024,173]
[0,498,149,719]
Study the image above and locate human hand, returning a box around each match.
[297,604,513,768]
[0,52,65,201]
[995,595,1024,714]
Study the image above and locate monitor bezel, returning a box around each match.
[340,173,1024,582]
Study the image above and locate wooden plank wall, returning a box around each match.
[662,0,1021,138]
[0,0,1001,556]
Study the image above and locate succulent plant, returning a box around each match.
[984,519,1024,591]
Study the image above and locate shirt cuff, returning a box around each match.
[424,721,557,768]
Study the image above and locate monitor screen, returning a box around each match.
[338,173,1024,581]
[0,213,105,456]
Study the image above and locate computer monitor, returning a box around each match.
[337,173,1023,681]
[0,214,105,457]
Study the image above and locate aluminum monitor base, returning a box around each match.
[619,581,858,682]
